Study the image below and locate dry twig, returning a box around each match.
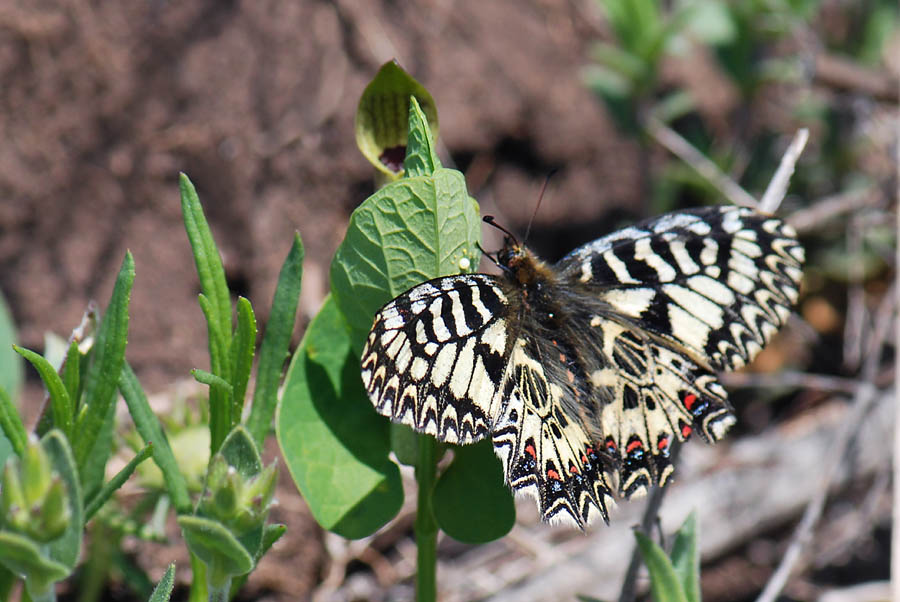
[644,115,759,209]
[787,187,881,234]
[759,129,809,214]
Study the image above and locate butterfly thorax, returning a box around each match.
[498,237,563,328]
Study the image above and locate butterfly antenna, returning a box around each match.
[483,215,518,244]
[476,242,499,267]
[524,169,557,243]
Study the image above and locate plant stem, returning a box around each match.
[414,435,438,602]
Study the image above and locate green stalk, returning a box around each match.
[414,435,438,602]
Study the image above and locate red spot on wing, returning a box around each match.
[585,446,594,455]
[547,469,561,480]
[569,465,579,474]
[525,444,537,458]
[681,424,692,437]
[683,393,698,410]
[625,439,643,454]
[657,435,669,451]
[604,438,617,452]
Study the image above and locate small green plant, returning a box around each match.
[0,172,303,600]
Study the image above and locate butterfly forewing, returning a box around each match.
[361,205,804,529]
[361,274,512,445]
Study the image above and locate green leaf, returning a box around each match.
[0,386,26,458]
[13,345,73,439]
[178,516,254,578]
[0,292,22,407]
[0,290,19,474]
[84,442,153,521]
[191,369,234,398]
[670,511,701,602]
[261,523,286,553]
[433,439,515,543]
[119,363,192,513]
[207,426,266,561]
[0,532,71,595]
[40,430,83,571]
[355,60,439,178]
[148,563,176,602]
[62,341,82,411]
[276,296,403,538]
[73,252,134,491]
[180,173,232,356]
[230,297,257,426]
[181,173,234,456]
[634,531,689,602]
[216,426,262,480]
[247,233,304,448]
[389,423,419,466]
[330,167,481,335]
[403,96,441,178]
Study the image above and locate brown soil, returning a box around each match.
[1,1,647,599]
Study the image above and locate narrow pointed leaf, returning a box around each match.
[119,363,192,514]
[230,297,256,426]
[84,443,153,521]
[403,96,441,178]
[670,511,701,602]
[635,531,689,602]
[247,233,304,448]
[180,173,232,351]
[0,386,26,458]
[14,346,73,438]
[73,252,133,485]
[62,341,82,411]
[148,563,176,602]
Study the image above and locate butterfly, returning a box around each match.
[360,205,804,528]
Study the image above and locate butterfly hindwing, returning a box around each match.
[491,340,617,528]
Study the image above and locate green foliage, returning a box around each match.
[432,440,515,543]
[180,427,280,599]
[0,170,301,600]
[280,90,519,549]
[0,431,83,602]
[634,511,701,602]
[148,564,175,602]
[0,291,23,468]
[278,295,403,538]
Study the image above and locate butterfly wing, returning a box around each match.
[554,206,804,496]
[491,336,617,528]
[556,206,804,371]
[361,274,513,445]
[361,273,617,528]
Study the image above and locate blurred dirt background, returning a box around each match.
[1,0,898,601]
